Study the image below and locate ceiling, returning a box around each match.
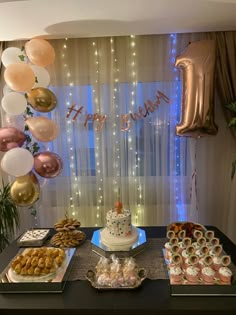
[1,0,236,41]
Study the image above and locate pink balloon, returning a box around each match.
[4,63,35,92]
[34,151,63,178]
[0,127,26,152]
[25,38,55,67]
[25,116,59,142]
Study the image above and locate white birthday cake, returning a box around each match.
[100,202,138,250]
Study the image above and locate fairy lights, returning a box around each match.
[61,37,80,219]
[92,39,103,226]
[169,33,186,221]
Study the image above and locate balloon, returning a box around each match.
[0,127,26,152]
[34,151,63,178]
[175,40,218,137]
[1,147,34,176]
[31,65,50,88]
[4,63,35,92]
[26,87,57,112]
[25,116,59,142]
[25,38,55,67]
[1,92,27,116]
[10,172,40,207]
[3,84,13,96]
[1,47,25,67]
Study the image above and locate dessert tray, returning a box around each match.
[86,268,146,290]
[17,229,50,247]
[0,247,76,293]
[164,222,236,296]
[86,254,147,290]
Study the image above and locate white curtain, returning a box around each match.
[1,33,236,243]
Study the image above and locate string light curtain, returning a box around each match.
[1,33,236,243]
[38,34,195,228]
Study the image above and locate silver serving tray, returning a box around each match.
[86,268,147,290]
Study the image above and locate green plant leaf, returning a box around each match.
[231,160,236,180]
[228,117,236,127]
[0,181,19,252]
[225,101,236,113]
[18,54,25,62]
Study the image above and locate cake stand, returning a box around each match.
[91,227,147,258]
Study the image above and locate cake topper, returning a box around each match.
[114,201,123,214]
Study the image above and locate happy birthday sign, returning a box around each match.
[66,90,170,131]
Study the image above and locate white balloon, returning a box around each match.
[1,148,34,177]
[1,47,25,67]
[31,65,50,88]
[1,92,27,116]
[3,84,13,96]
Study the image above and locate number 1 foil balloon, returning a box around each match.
[175,40,218,137]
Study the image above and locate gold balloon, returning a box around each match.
[175,40,218,137]
[10,172,40,207]
[26,87,57,112]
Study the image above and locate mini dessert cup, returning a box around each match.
[166,230,175,240]
[205,230,215,241]
[201,266,215,284]
[212,256,222,271]
[209,237,220,248]
[185,266,200,283]
[178,230,186,240]
[197,237,207,247]
[193,229,203,240]
[169,253,183,268]
[221,255,231,267]
[184,254,199,270]
[218,266,232,284]
[169,266,183,283]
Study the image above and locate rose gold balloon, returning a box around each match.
[25,116,59,142]
[26,87,57,112]
[10,172,40,207]
[175,40,218,137]
[34,151,63,178]
[4,63,35,92]
[0,127,26,152]
[25,38,55,67]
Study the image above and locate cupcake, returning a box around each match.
[169,266,183,283]
[185,266,200,283]
[201,266,215,284]
[218,267,232,284]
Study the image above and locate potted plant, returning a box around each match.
[0,181,19,253]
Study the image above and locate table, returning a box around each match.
[1,226,236,315]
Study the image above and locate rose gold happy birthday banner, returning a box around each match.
[66,89,170,131]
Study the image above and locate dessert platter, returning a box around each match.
[91,201,147,257]
[86,254,146,290]
[0,216,87,293]
[17,229,50,247]
[0,246,75,293]
[163,221,236,296]
[50,217,86,248]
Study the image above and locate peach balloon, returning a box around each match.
[25,38,55,67]
[25,116,59,142]
[4,63,35,92]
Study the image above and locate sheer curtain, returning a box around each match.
[1,33,236,243]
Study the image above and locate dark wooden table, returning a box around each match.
[0,226,236,315]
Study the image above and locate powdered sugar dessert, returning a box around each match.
[185,266,199,283]
[169,266,183,283]
[218,267,232,283]
[101,202,138,250]
[201,266,215,284]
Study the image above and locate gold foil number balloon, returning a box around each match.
[25,116,59,142]
[175,40,218,137]
[10,172,40,207]
[26,87,57,113]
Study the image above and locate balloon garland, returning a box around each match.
[0,38,63,211]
